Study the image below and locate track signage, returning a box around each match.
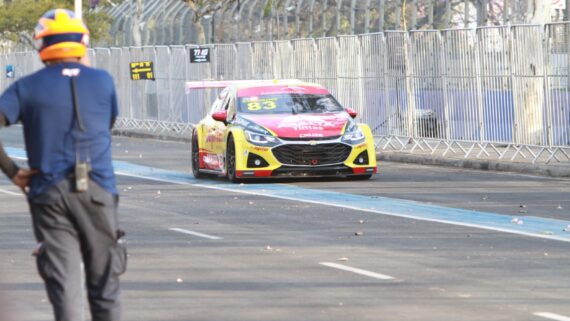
[190,48,210,63]
[130,61,155,80]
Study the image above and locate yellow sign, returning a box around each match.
[130,61,155,81]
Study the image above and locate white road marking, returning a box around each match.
[0,188,22,196]
[169,228,223,240]
[319,262,394,280]
[534,312,570,321]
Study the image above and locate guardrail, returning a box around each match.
[1,24,570,164]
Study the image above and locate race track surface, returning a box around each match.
[1,127,569,321]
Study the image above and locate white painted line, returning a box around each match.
[0,188,22,196]
[319,262,394,280]
[534,312,570,321]
[169,228,222,240]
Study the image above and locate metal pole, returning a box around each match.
[350,0,356,34]
[464,0,469,27]
[365,0,371,33]
[295,0,305,38]
[410,0,417,30]
[379,0,385,31]
[427,0,433,28]
[336,0,343,34]
[75,0,82,20]
[322,0,329,37]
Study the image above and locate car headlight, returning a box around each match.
[342,121,365,145]
[245,130,280,146]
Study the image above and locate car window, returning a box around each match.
[210,89,230,114]
[237,94,344,115]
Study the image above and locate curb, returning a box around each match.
[378,152,570,178]
[112,130,191,143]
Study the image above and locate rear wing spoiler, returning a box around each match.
[185,79,301,93]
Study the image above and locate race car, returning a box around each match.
[189,80,377,182]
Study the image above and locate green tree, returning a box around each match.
[0,0,118,48]
[181,0,239,44]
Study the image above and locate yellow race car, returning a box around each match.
[189,80,377,182]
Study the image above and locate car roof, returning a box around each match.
[231,80,331,98]
[231,80,321,89]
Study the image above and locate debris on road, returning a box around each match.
[354,231,364,236]
[557,204,564,210]
[358,220,364,224]
[337,257,349,261]
[176,278,183,283]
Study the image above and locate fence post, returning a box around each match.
[438,31,451,142]
[508,26,518,145]
[474,28,486,144]
[404,32,417,139]
[543,24,554,148]
[382,33,391,136]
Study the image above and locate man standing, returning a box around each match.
[0,9,126,321]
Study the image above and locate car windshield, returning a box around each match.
[237,94,344,115]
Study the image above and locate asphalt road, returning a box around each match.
[1,126,569,321]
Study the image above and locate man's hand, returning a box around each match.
[11,169,37,194]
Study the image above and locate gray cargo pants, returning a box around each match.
[28,178,126,321]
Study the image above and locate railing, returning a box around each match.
[1,24,570,164]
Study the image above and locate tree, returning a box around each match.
[0,0,120,49]
[181,0,239,44]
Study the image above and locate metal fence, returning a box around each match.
[1,24,570,164]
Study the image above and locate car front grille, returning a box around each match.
[272,143,351,166]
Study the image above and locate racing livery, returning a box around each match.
[190,80,377,182]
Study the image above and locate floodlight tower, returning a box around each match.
[75,0,82,19]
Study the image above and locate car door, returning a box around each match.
[203,88,230,171]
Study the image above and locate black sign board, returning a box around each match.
[190,48,210,63]
[130,61,155,80]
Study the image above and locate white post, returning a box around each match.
[75,0,82,20]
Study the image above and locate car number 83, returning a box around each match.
[247,100,277,111]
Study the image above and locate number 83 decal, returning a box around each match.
[247,100,277,111]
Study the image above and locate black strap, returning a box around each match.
[70,76,85,132]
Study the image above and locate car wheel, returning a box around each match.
[348,174,372,181]
[226,136,241,183]
[191,131,204,179]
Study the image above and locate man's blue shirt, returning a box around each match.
[0,62,118,198]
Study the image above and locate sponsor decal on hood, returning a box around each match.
[243,113,350,139]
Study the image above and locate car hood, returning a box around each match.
[243,113,350,139]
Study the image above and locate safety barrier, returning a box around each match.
[1,25,570,164]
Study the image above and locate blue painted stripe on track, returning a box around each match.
[6,147,570,242]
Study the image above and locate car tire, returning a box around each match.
[191,131,204,179]
[348,174,372,180]
[226,135,241,183]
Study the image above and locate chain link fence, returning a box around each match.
[1,24,570,163]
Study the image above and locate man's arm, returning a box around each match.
[0,113,19,179]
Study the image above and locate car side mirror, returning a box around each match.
[345,107,357,119]
[212,111,228,124]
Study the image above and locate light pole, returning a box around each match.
[75,0,82,20]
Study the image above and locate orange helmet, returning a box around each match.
[34,9,90,62]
